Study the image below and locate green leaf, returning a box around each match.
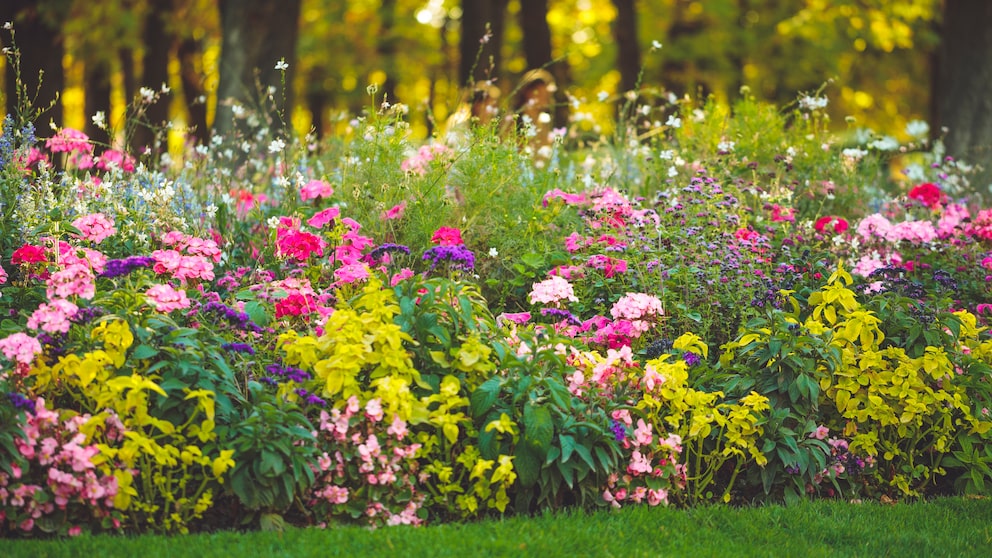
[523,404,554,458]
[521,252,545,268]
[514,443,542,487]
[559,434,576,463]
[470,378,501,418]
[131,344,159,359]
[243,301,270,327]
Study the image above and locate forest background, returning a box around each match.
[1,0,990,192]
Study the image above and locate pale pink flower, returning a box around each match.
[365,399,384,422]
[27,299,79,334]
[71,213,116,244]
[633,419,653,447]
[529,275,578,305]
[46,263,96,300]
[811,425,830,440]
[145,284,191,312]
[611,292,663,321]
[0,332,43,364]
[46,128,92,154]
[856,213,894,242]
[646,488,668,506]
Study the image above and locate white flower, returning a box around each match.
[903,163,926,182]
[692,108,706,123]
[666,114,682,129]
[798,95,828,111]
[268,138,286,153]
[488,247,499,257]
[195,144,209,156]
[538,112,552,124]
[91,111,106,130]
[717,140,735,152]
[651,40,663,51]
[231,104,245,118]
[659,149,674,160]
[905,119,929,139]
[274,58,289,71]
[267,216,281,228]
[667,166,678,177]
[205,204,218,218]
[139,87,156,102]
[3,21,12,30]
[868,136,899,151]
[597,91,609,102]
[842,147,868,161]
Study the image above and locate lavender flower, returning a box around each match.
[423,245,475,273]
[540,307,582,326]
[683,351,701,367]
[610,419,626,442]
[201,301,266,333]
[7,392,36,414]
[366,243,411,264]
[221,342,256,355]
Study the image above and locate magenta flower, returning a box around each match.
[430,226,463,246]
[300,179,334,201]
[308,206,340,228]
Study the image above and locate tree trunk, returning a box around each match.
[459,0,507,86]
[935,0,992,193]
[612,0,641,95]
[376,0,399,105]
[517,0,569,127]
[2,0,65,128]
[130,0,173,153]
[83,59,112,150]
[178,37,209,144]
[215,0,302,136]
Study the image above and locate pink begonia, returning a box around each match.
[529,275,578,305]
[811,425,830,440]
[856,213,894,241]
[966,209,992,241]
[27,299,79,333]
[889,220,937,244]
[145,284,191,312]
[633,419,653,446]
[937,203,970,238]
[46,263,96,300]
[365,399,384,422]
[71,213,116,244]
[307,206,340,228]
[46,128,92,154]
[627,451,652,475]
[611,292,664,321]
[300,179,334,201]
[647,488,668,506]
[382,202,406,220]
[390,268,414,286]
[0,261,7,284]
[0,332,43,364]
[334,263,370,285]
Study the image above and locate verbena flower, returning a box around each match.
[99,256,155,279]
[423,245,475,273]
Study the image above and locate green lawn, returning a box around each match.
[6,497,991,557]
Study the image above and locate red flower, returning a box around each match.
[11,244,47,265]
[431,227,463,246]
[908,182,944,209]
[814,216,849,234]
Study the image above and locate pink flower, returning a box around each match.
[46,263,96,300]
[771,204,795,222]
[145,284,191,312]
[387,416,408,439]
[856,213,893,241]
[382,202,406,220]
[300,179,334,201]
[0,262,7,284]
[0,332,43,364]
[27,299,79,333]
[529,276,578,305]
[96,149,136,172]
[67,525,82,537]
[365,399,384,422]
[390,268,414,286]
[11,243,47,265]
[276,229,326,262]
[334,263,370,285]
[814,216,849,234]
[646,488,668,506]
[275,292,316,318]
[811,425,830,440]
[633,419,653,446]
[46,128,92,154]
[543,189,587,206]
[908,182,944,209]
[497,312,532,326]
[611,292,663,321]
[431,227,464,246]
[72,213,116,244]
[307,206,340,228]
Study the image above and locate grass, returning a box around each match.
[5,497,991,557]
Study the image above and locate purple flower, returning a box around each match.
[683,351,701,367]
[610,419,626,442]
[423,245,475,273]
[221,342,256,355]
[7,392,36,414]
[99,256,156,279]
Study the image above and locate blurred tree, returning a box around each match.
[518,0,570,126]
[215,0,302,136]
[611,0,639,96]
[459,0,508,85]
[129,0,173,153]
[936,0,992,190]
[1,0,68,129]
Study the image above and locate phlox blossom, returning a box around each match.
[529,275,578,305]
[430,227,463,246]
[0,332,43,364]
[96,149,136,172]
[770,204,795,222]
[145,284,191,312]
[334,263,370,285]
[276,228,326,262]
[46,263,96,300]
[908,182,944,209]
[966,209,992,241]
[611,292,663,321]
[890,220,937,244]
[11,243,47,265]
[71,213,116,244]
[46,128,92,154]
[856,213,893,242]
[300,179,334,201]
[27,299,79,334]
[813,216,849,235]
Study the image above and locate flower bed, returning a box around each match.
[1,90,991,537]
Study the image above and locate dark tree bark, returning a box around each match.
[2,0,65,128]
[177,37,209,144]
[935,0,992,191]
[612,0,641,95]
[662,0,705,99]
[130,0,173,153]
[459,0,508,86]
[215,0,302,136]
[83,59,111,150]
[517,0,570,127]
[376,0,399,105]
